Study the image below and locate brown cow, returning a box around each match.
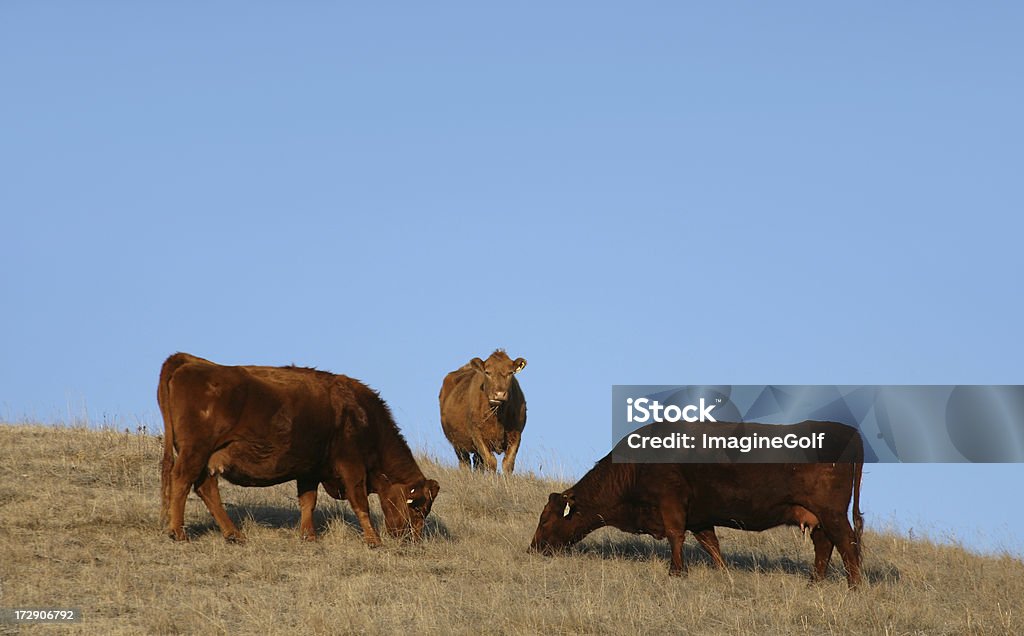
[439,350,527,473]
[530,421,864,587]
[158,352,439,546]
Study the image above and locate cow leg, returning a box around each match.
[660,500,689,576]
[454,447,472,469]
[297,479,319,541]
[471,435,499,472]
[160,453,175,531]
[840,530,863,589]
[821,514,863,588]
[502,430,521,474]
[167,476,191,541]
[810,526,834,582]
[166,447,209,541]
[337,466,382,548]
[194,473,245,543]
[693,529,726,570]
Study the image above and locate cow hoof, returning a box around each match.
[668,568,686,577]
[301,533,318,542]
[167,528,188,542]
[221,528,246,544]
[365,537,383,549]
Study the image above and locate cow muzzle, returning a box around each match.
[528,537,558,556]
[529,543,559,556]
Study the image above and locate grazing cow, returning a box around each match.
[439,350,527,473]
[530,421,864,587]
[158,352,439,546]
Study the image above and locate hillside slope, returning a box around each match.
[0,424,1021,635]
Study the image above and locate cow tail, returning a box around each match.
[852,461,864,549]
[158,383,174,529]
[158,354,188,529]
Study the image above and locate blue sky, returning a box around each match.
[2,4,1022,556]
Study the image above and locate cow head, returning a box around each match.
[380,478,440,541]
[529,491,594,554]
[470,350,526,405]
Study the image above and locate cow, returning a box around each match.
[158,352,440,546]
[530,421,865,587]
[439,350,527,473]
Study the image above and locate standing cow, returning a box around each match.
[439,350,527,473]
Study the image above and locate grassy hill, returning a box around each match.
[0,424,1021,635]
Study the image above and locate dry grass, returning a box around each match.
[0,423,1021,635]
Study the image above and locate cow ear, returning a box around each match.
[470,358,485,372]
[513,358,527,373]
[425,479,440,501]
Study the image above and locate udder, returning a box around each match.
[205,446,288,487]
[787,505,820,538]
